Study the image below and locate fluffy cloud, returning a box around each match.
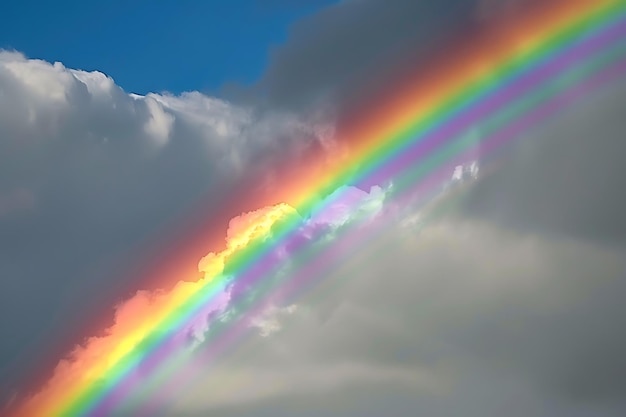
[0,50,332,395]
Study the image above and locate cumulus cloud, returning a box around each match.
[0,50,332,395]
[141,96,175,147]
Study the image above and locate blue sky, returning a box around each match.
[0,0,337,95]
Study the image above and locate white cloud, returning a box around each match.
[150,91,250,139]
[0,50,334,404]
[70,69,116,97]
[2,55,72,104]
[142,95,175,146]
[249,304,298,337]
[0,49,331,157]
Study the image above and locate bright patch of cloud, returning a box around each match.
[142,96,175,147]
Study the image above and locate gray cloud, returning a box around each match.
[3,0,626,415]
[163,75,626,416]
[0,51,329,393]
[163,216,626,417]
[243,0,491,114]
[457,80,626,245]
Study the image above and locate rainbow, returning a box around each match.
[13,0,626,415]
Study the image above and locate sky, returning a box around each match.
[0,0,338,95]
[1,0,626,416]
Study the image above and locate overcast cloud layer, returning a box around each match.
[2,0,626,415]
[161,82,626,416]
[172,217,626,417]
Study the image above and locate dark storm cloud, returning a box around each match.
[250,0,482,112]
[419,77,626,407]
[457,80,626,244]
